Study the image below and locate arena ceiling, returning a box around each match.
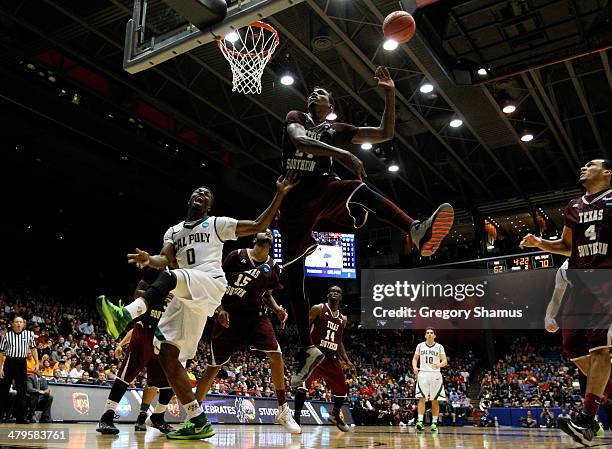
[0,0,611,225]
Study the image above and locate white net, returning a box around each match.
[217,21,279,95]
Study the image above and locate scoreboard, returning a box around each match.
[487,253,554,274]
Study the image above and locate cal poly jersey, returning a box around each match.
[163,216,238,277]
[221,249,283,315]
[416,342,445,373]
[564,188,612,268]
[310,303,346,356]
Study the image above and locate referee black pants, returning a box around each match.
[0,357,27,420]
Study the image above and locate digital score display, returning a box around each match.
[487,254,554,274]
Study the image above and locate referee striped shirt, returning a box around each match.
[0,330,35,358]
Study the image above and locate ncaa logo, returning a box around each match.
[72,392,90,415]
[263,264,270,273]
[202,220,210,229]
[167,396,181,417]
[116,397,132,417]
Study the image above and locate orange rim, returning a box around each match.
[217,21,279,59]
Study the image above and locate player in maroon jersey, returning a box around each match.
[193,230,301,434]
[281,67,454,386]
[293,285,354,432]
[521,158,612,445]
[97,268,175,435]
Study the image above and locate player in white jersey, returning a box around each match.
[412,327,447,432]
[96,173,297,440]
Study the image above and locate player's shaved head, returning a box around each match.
[580,159,612,189]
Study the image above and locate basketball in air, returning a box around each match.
[382,11,416,44]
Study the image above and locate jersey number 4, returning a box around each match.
[585,224,597,241]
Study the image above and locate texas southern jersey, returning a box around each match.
[310,303,346,356]
[282,111,358,180]
[564,188,612,268]
[163,216,238,277]
[221,249,282,315]
[416,342,445,373]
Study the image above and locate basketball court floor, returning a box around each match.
[0,423,610,449]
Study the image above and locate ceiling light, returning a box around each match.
[326,112,337,121]
[521,132,534,142]
[502,103,516,114]
[388,163,400,172]
[477,68,488,76]
[383,39,399,51]
[449,119,463,128]
[225,32,239,43]
[419,83,434,94]
[361,143,373,150]
[280,74,294,86]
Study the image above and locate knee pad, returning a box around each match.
[142,271,177,305]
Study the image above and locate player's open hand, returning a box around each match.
[343,360,355,370]
[276,171,299,196]
[127,248,150,269]
[519,233,542,249]
[544,316,559,333]
[217,310,230,328]
[344,152,367,180]
[114,346,123,359]
[374,66,395,91]
[276,307,288,329]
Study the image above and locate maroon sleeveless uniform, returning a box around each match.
[306,303,348,396]
[119,268,169,388]
[208,249,283,366]
[280,111,362,263]
[560,188,612,358]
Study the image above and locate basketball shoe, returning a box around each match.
[430,422,438,432]
[275,403,301,434]
[557,412,597,446]
[328,412,350,432]
[135,411,147,431]
[166,415,214,440]
[96,295,131,339]
[290,346,325,387]
[415,420,424,431]
[96,410,120,435]
[409,203,454,257]
[146,413,174,434]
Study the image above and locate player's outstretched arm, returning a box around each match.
[127,242,175,269]
[412,352,420,375]
[519,226,572,256]
[287,123,366,180]
[308,304,323,328]
[235,173,299,237]
[352,67,395,145]
[338,340,355,369]
[262,291,287,329]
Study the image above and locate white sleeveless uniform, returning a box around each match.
[153,216,238,360]
[415,341,447,401]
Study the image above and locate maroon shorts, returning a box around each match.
[118,323,169,388]
[279,176,364,263]
[306,353,348,397]
[208,314,280,366]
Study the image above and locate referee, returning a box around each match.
[0,316,38,423]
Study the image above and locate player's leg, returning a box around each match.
[144,388,175,434]
[135,387,158,431]
[416,398,426,431]
[195,365,222,403]
[431,400,440,432]
[429,374,445,431]
[346,183,454,256]
[321,357,350,432]
[267,351,301,433]
[293,385,308,425]
[158,342,214,439]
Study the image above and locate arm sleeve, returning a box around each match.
[267,264,283,291]
[563,201,574,228]
[215,217,238,242]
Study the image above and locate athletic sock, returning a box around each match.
[294,388,307,416]
[124,298,147,320]
[349,185,414,233]
[185,400,203,420]
[140,402,150,413]
[418,414,424,422]
[104,378,129,411]
[333,395,345,413]
[584,393,602,419]
[276,389,287,407]
[432,416,438,423]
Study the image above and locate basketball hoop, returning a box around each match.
[217,21,279,95]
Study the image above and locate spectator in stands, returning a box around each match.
[77,371,91,385]
[520,410,537,428]
[68,361,84,383]
[79,320,94,336]
[479,408,495,427]
[26,369,53,423]
[540,405,554,428]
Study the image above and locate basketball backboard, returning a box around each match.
[123,0,302,74]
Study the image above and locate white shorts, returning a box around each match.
[416,371,446,401]
[153,269,227,360]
